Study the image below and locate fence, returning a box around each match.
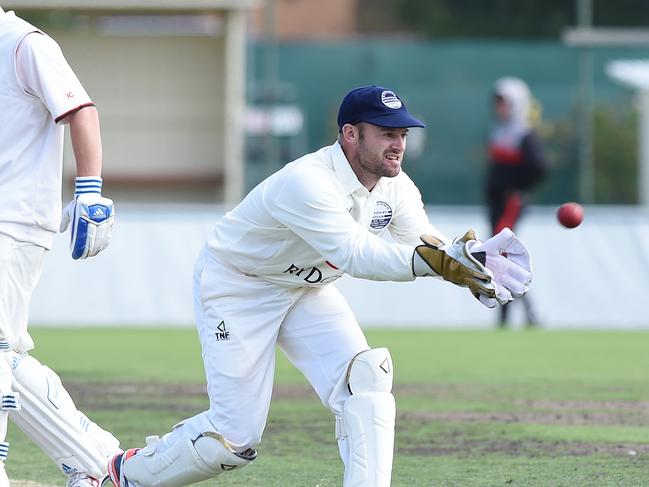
[30,204,649,329]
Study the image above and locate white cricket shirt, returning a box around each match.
[208,141,448,287]
[0,9,93,249]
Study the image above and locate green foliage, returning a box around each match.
[592,102,638,204]
[363,0,649,39]
[391,0,572,39]
[15,11,79,31]
[530,101,639,205]
[534,116,581,204]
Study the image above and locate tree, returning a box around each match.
[358,0,649,39]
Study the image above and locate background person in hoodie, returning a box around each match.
[486,77,549,328]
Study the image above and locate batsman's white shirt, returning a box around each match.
[207,141,447,287]
[0,9,93,249]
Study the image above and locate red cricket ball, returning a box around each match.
[557,202,584,228]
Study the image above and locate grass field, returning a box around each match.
[7,328,649,486]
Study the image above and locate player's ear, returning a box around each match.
[341,123,359,144]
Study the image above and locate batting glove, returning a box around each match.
[466,228,532,307]
[413,229,498,307]
[60,176,115,260]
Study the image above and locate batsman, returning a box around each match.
[105,85,532,487]
[1,7,119,486]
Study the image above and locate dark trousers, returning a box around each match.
[488,190,537,327]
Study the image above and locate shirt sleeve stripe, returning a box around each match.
[54,102,95,123]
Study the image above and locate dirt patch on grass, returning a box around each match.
[66,381,206,400]
[65,382,649,428]
[12,482,56,487]
[402,410,649,426]
[515,398,649,411]
[65,382,319,410]
[65,381,207,412]
[399,438,649,458]
[66,382,649,426]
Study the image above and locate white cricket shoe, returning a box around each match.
[66,472,100,487]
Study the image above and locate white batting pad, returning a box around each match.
[0,353,14,487]
[6,352,120,478]
[338,348,395,487]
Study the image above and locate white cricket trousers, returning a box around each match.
[0,233,45,460]
[156,246,369,453]
[0,233,44,354]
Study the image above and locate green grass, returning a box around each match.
[8,328,649,486]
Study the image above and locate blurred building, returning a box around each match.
[249,0,357,40]
[4,0,255,204]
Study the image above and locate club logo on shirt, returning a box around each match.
[284,264,323,284]
[283,263,342,285]
[381,91,402,109]
[370,201,393,229]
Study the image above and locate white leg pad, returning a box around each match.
[0,354,15,486]
[337,348,395,487]
[0,462,8,487]
[5,352,121,478]
[0,355,17,440]
[123,431,256,487]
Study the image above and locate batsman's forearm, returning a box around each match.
[69,106,103,177]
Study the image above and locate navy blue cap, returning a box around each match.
[337,85,425,130]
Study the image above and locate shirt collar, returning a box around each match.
[330,141,366,196]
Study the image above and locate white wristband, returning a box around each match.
[75,176,102,195]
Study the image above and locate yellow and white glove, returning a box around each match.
[60,176,115,260]
[466,228,532,308]
[413,230,498,307]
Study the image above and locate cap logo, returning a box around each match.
[381,91,402,109]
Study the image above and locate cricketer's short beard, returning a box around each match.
[356,126,401,180]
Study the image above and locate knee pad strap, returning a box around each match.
[0,442,8,461]
[1,393,20,411]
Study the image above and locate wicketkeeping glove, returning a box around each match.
[60,176,115,260]
[466,228,532,308]
[413,229,498,307]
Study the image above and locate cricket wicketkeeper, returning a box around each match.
[104,85,532,487]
